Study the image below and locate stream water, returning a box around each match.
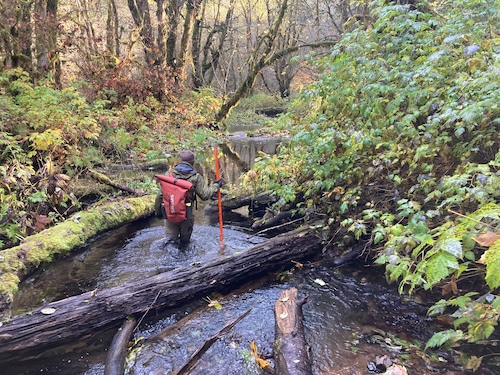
[4,126,498,375]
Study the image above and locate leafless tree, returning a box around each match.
[106,0,121,56]
[0,0,364,110]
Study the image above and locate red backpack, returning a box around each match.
[155,171,194,223]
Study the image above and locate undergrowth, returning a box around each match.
[242,0,500,369]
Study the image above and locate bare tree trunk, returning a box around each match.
[165,0,179,68]
[127,0,156,64]
[193,0,234,88]
[106,0,121,56]
[33,0,60,84]
[156,0,167,68]
[177,0,201,85]
[191,0,205,87]
[76,0,98,57]
[0,0,33,73]
[216,0,289,122]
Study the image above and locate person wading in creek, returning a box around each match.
[155,150,223,246]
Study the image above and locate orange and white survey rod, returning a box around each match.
[214,145,225,251]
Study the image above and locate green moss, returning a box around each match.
[0,194,155,305]
[0,271,20,296]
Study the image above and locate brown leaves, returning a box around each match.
[474,231,500,265]
[441,279,458,296]
[473,231,500,247]
[32,214,52,231]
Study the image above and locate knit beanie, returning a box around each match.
[180,150,195,166]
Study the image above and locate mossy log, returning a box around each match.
[0,195,156,318]
[274,288,313,375]
[87,169,141,195]
[0,227,322,363]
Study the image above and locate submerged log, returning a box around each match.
[0,227,322,363]
[173,309,251,375]
[274,288,312,375]
[104,317,136,375]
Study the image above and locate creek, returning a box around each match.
[3,125,496,375]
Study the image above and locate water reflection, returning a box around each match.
[217,123,285,185]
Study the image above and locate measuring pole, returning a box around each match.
[214,146,225,251]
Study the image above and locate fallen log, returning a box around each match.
[105,159,169,172]
[104,316,136,375]
[252,209,304,231]
[274,287,313,375]
[87,169,140,195]
[204,191,278,213]
[0,227,322,363]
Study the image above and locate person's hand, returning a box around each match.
[215,179,223,187]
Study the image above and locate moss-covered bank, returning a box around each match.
[0,194,156,318]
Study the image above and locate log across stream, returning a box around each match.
[0,216,472,374]
[0,226,322,362]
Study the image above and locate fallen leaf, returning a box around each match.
[250,341,270,369]
[203,297,222,310]
[477,251,487,264]
[473,231,500,247]
[441,279,458,296]
[465,355,482,371]
[385,364,408,375]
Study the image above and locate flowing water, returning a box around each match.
[8,213,437,375]
[3,126,499,375]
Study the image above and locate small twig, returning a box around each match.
[249,217,304,238]
[448,209,495,230]
[134,290,161,332]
